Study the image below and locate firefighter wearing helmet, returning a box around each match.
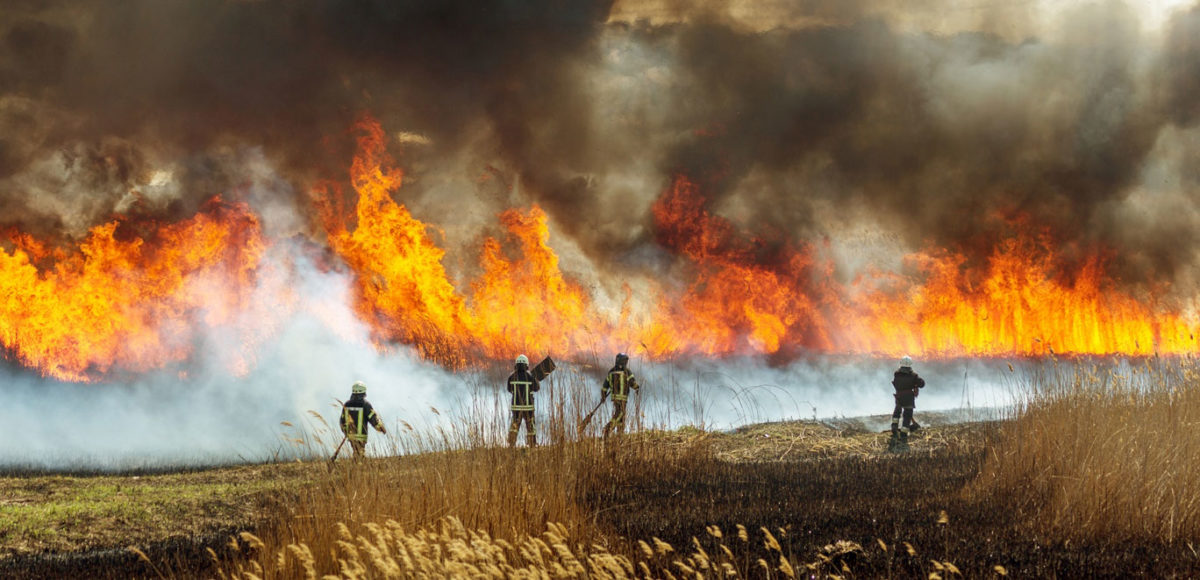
[340,381,386,459]
[890,356,926,448]
[602,352,640,440]
[507,354,541,447]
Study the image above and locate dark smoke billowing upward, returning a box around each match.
[3,0,1200,289]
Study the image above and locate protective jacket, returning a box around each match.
[341,393,383,442]
[892,366,925,407]
[602,366,639,401]
[507,368,540,411]
[892,367,925,394]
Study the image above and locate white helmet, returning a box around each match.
[900,356,913,368]
[351,381,367,395]
[515,354,529,366]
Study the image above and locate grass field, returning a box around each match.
[4,360,1200,578]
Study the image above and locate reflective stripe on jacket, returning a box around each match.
[341,394,381,443]
[507,369,540,411]
[603,367,639,401]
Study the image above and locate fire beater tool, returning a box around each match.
[578,394,607,436]
[329,434,348,465]
[532,356,556,381]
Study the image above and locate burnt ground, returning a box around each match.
[585,444,1200,578]
[0,531,234,580]
[5,419,1200,578]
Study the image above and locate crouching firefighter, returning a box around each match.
[507,355,541,447]
[890,356,926,447]
[602,352,640,440]
[341,381,386,459]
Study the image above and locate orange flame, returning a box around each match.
[312,117,611,364]
[643,175,836,357]
[7,116,1195,382]
[312,117,473,363]
[852,235,1198,357]
[0,198,271,381]
[319,121,1197,365]
[470,207,602,359]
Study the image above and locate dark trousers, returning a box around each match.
[508,410,536,447]
[891,391,918,432]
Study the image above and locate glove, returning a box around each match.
[379,425,388,434]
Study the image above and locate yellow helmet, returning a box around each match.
[351,381,367,395]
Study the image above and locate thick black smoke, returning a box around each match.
[3,0,1200,293]
[584,1,1200,292]
[0,0,613,238]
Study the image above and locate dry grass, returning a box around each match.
[207,365,1010,579]
[219,515,948,579]
[969,357,1200,544]
[710,417,986,462]
[216,368,715,578]
[19,358,1200,577]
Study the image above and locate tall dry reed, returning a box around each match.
[969,357,1200,543]
[221,366,706,578]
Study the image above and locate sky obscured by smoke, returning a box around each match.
[3,0,1199,279]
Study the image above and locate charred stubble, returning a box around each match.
[582,450,1198,578]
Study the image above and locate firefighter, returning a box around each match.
[507,354,540,447]
[340,381,386,459]
[891,356,926,442]
[602,352,640,440]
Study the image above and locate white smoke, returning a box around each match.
[631,356,1019,432]
[0,237,469,471]
[0,249,1022,472]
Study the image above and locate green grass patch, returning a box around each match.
[0,462,319,558]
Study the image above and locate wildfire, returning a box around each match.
[0,198,271,382]
[644,176,836,357]
[318,118,1198,365]
[853,235,1199,357]
[4,116,1195,382]
[646,175,1198,358]
[312,117,611,364]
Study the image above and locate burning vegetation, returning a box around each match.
[1,113,1197,380]
[2,1,1200,381]
[5,1,1200,577]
